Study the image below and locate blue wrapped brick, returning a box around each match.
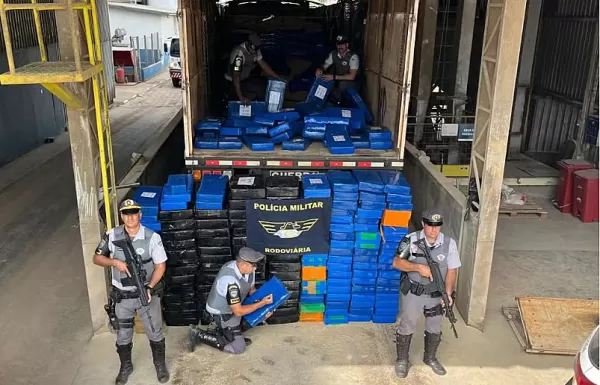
[228,101,267,118]
[302,173,331,198]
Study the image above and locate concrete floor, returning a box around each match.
[0,71,182,385]
[70,196,598,385]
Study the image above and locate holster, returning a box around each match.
[423,304,444,318]
[400,274,425,296]
[104,296,119,331]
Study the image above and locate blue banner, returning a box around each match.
[246,198,332,255]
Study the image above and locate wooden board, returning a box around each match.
[516,296,599,355]
[499,202,549,218]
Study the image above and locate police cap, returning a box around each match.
[119,199,141,212]
[422,209,443,226]
[238,247,265,264]
[248,32,262,47]
[335,34,349,44]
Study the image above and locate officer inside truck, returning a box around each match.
[225,32,282,104]
[315,34,360,104]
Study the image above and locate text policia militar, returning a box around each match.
[253,201,324,212]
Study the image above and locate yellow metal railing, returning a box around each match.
[0,0,118,229]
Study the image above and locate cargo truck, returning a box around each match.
[176,0,418,174]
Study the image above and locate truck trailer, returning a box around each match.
[176,0,418,173]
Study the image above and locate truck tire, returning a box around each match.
[172,78,181,87]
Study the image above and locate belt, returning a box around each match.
[111,286,140,300]
[400,274,441,298]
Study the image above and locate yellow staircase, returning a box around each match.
[0,0,118,229]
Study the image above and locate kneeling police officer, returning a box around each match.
[188,247,273,354]
[93,199,169,384]
[392,209,461,378]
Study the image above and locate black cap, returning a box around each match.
[119,199,141,212]
[248,32,262,47]
[335,35,349,45]
[238,247,265,263]
[422,209,443,226]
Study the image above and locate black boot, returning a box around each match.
[423,331,446,375]
[188,325,227,352]
[149,339,170,383]
[394,333,412,378]
[115,343,134,385]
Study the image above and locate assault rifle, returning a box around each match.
[414,238,459,338]
[112,237,150,307]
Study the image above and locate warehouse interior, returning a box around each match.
[0,0,597,384]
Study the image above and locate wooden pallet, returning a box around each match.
[499,202,548,218]
[515,296,599,355]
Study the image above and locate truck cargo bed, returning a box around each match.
[186,142,403,169]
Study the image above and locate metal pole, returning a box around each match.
[150,33,154,64]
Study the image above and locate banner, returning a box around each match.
[246,198,332,255]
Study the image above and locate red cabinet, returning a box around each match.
[572,169,599,223]
[556,160,594,213]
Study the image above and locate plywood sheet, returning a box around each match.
[517,296,599,355]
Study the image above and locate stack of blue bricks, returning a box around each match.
[349,170,385,322]
[133,186,163,232]
[323,171,357,325]
[373,170,413,323]
[195,174,229,210]
[160,174,193,212]
[192,77,394,155]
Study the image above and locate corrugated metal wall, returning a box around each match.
[524,0,598,159]
[97,0,116,104]
[0,0,66,167]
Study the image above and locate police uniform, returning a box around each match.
[225,32,267,100]
[393,210,461,378]
[320,35,360,102]
[188,247,265,354]
[95,199,169,384]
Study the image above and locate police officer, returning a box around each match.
[225,32,282,103]
[93,199,169,385]
[392,209,461,378]
[188,247,274,354]
[315,34,360,103]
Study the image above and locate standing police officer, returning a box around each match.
[93,199,169,385]
[315,34,360,103]
[392,209,461,378]
[188,247,273,354]
[225,32,282,103]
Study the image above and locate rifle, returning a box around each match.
[414,238,459,338]
[112,237,150,307]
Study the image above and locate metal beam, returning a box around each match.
[453,0,477,118]
[55,8,108,333]
[461,0,527,329]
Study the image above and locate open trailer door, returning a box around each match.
[178,0,215,159]
[363,0,419,164]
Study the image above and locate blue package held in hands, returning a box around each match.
[242,277,290,326]
[266,79,287,112]
[306,77,333,107]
